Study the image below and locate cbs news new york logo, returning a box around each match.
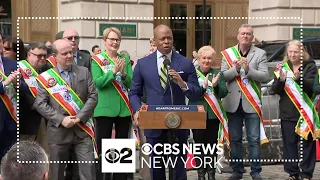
[102,139,136,173]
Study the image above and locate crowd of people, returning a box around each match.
[0,23,319,180]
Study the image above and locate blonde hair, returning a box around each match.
[197,46,217,61]
[102,27,121,41]
[283,40,310,62]
[149,36,155,44]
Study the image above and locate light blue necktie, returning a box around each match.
[63,71,71,85]
[74,55,78,65]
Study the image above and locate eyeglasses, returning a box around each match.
[107,38,121,43]
[30,51,47,59]
[65,36,80,41]
[3,47,12,51]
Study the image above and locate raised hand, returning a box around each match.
[279,68,287,82]
[294,71,300,81]
[203,74,209,89]
[112,57,122,74]
[211,73,221,87]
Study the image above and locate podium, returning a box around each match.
[139,105,207,180]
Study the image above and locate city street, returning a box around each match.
[133,162,320,180]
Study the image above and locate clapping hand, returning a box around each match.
[3,70,19,87]
[211,73,221,88]
[294,71,300,81]
[279,68,287,82]
[203,74,209,89]
[113,57,124,74]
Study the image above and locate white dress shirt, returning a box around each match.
[156,50,188,91]
[156,50,172,74]
[0,56,4,73]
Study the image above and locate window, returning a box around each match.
[170,4,187,56]
[310,42,320,60]
[0,0,12,38]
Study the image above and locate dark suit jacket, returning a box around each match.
[0,57,18,133]
[35,65,98,144]
[77,50,92,72]
[129,51,201,138]
[19,61,51,135]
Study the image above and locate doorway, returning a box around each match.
[168,1,213,58]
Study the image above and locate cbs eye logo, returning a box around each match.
[104,148,133,164]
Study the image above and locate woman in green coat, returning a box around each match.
[91,27,133,180]
[189,45,228,180]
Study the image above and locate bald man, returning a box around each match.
[63,29,91,71]
[129,24,201,180]
[35,39,98,180]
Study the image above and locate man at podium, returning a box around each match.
[129,24,201,180]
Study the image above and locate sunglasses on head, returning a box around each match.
[65,36,80,41]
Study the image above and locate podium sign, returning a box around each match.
[139,105,206,129]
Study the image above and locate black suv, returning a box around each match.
[256,37,320,82]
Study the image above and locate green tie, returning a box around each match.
[159,55,168,89]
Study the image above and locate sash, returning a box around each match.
[92,52,140,143]
[36,69,98,158]
[196,69,230,146]
[47,56,57,67]
[313,69,320,138]
[221,46,269,145]
[18,60,39,97]
[0,72,18,123]
[274,62,320,140]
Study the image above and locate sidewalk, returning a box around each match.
[134,162,320,180]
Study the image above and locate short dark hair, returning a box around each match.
[92,45,99,52]
[0,141,49,180]
[28,41,48,52]
[3,36,26,60]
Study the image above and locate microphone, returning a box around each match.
[163,58,174,105]
[163,58,172,81]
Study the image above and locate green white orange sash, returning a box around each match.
[0,72,17,123]
[92,52,140,144]
[36,69,98,158]
[313,69,320,139]
[47,56,56,67]
[274,62,320,140]
[221,46,269,145]
[18,60,39,97]
[281,64,320,140]
[196,69,230,146]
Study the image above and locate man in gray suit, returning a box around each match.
[221,24,269,180]
[62,29,92,180]
[35,39,97,180]
[63,29,91,72]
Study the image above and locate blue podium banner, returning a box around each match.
[144,105,200,112]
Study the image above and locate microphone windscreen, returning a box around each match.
[163,58,171,69]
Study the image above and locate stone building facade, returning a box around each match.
[1,0,320,61]
[58,0,154,61]
[249,0,320,41]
